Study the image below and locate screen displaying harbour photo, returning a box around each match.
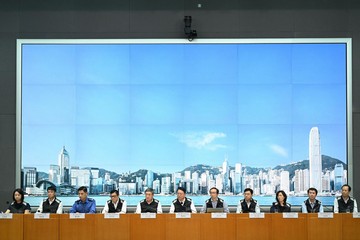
[19,40,349,206]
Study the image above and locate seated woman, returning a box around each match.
[270,190,291,213]
[5,188,31,214]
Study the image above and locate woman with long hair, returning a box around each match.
[270,190,291,213]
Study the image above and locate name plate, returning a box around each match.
[283,213,298,219]
[34,213,50,219]
[318,213,334,219]
[140,213,156,219]
[353,212,360,218]
[0,213,13,219]
[69,213,85,219]
[249,213,265,219]
[104,213,120,219]
[175,212,191,219]
[211,213,227,219]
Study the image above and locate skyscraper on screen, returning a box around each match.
[309,127,322,192]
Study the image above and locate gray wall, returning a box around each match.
[1,0,360,211]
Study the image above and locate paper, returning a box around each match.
[34,213,50,219]
[318,212,334,218]
[140,213,156,219]
[249,213,265,218]
[69,213,85,219]
[353,212,360,218]
[104,213,120,219]
[211,212,227,218]
[282,213,298,218]
[175,212,191,219]
[0,213,13,219]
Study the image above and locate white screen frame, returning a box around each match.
[16,38,353,192]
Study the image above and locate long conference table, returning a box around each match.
[0,213,359,240]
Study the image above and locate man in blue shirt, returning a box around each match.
[70,186,96,213]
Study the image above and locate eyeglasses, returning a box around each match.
[110,195,117,198]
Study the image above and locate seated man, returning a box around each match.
[169,187,196,213]
[135,188,162,214]
[37,186,63,214]
[102,189,126,214]
[70,186,96,213]
[236,188,260,213]
[200,187,229,213]
[302,187,323,213]
[334,184,358,213]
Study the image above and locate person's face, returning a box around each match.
[210,189,218,200]
[78,190,88,202]
[145,192,154,202]
[342,186,350,198]
[14,191,22,202]
[47,190,56,200]
[308,190,317,201]
[244,191,252,201]
[277,192,285,203]
[177,190,185,201]
[110,192,119,203]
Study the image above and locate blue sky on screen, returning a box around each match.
[21,43,347,173]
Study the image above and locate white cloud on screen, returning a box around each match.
[171,131,227,151]
[269,144,288,158]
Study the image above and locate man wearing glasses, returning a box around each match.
[102,189,127,214]
[200,187,229,213]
